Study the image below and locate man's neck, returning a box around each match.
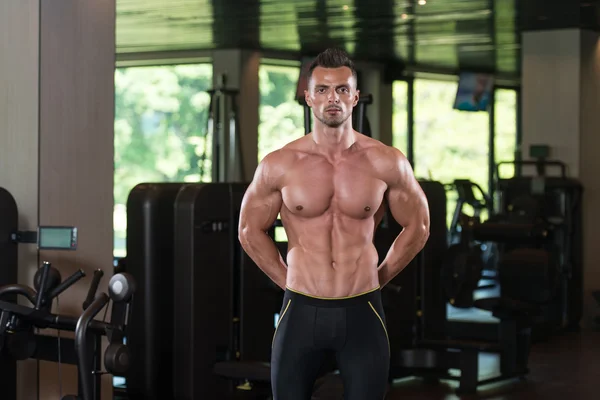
[311,124,356,159]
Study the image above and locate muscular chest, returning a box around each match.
[281,158,387,219]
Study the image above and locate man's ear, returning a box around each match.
[353,89,360,107]
[304,90,312,107]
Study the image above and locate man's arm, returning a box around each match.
[238,152,288,290]
[377,148,430,287]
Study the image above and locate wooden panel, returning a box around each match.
[0,1,41,399]
[39,0,116,399]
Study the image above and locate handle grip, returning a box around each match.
[35,262,51,310]
[83,269,104,310]
[47,270,86,301]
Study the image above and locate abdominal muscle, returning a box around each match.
[282,212,381,298]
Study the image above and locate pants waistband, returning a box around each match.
[284,286,381,308]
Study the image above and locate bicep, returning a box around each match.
[239,155,284,232]
[385,159,430,230]
[240,184,282,232]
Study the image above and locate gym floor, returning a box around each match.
[386,330,600,399]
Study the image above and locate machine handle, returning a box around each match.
[48,270,86,301]
[496,159,566,179]
[35,262,51,310]
[75,293,109,400]
[83,269,104,310]
[0,284,37,305]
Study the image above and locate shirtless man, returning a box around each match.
[238,48,430,399]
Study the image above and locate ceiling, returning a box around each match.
[116,0,600,81]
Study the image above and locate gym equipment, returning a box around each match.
[400,297,536,395]
[380,180,448,356]
[123,182,188,400]
[593,291,600,328]
[0,187,80,399]
[173,183,280,399]
[494,158,583,334]
[440,237,484,308]
[0,261,136,400]
[0,187,18,288]
[201,73,245,182]
[448,179,492,245]
[301,93,373,136]
[387,179,543,394]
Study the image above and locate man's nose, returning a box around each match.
[328,91,340,102]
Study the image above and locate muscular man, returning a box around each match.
[238,48,430,399]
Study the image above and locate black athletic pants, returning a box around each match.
[271,287,390,399]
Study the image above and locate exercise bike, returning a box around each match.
[0,261,136,400]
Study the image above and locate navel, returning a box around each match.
[364,206,371,212]
[296,205,304,211]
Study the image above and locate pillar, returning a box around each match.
[211,49,260,180]
[0,0,116,399]
[521,28,600,328]
[354,62,394,146]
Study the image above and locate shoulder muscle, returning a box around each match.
[367,145,410,186]
[250,149,295,193]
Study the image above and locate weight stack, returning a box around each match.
[385,180,447,371]
[124,183,187,400]
[172,183,279,399]
[496,174,584,333]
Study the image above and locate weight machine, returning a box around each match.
[0,187,136,400]
[201,73,245,183]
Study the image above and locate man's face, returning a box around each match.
[304,66,359,128]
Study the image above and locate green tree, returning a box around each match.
[113,63,213,256]
[258,64,305,161]
[391,80,517,226]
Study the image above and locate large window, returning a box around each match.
[392,80,409,154]
[113,63,213,257]
[413,79,490,226]
[258,63,305,162]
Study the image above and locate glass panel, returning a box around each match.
[413,78,490,227]
[113,63,213,257]
[392,80,409,154]
[258,64,305,162]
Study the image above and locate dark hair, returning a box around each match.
[306,48,357,85]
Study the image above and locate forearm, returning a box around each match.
[377,227,429,287]
[239,229,288,290]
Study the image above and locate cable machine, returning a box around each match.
[201,74,246,183]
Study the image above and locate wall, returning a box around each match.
[521,29,581,176]
[578,30,600,324]
[0,0,116,398]
[521,28,600,327]
[0,1,41,398]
